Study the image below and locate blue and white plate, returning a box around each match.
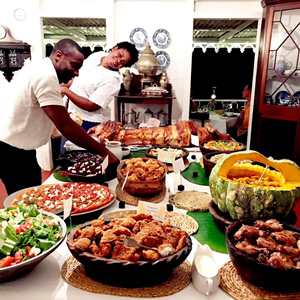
[155,50,170,69]
[293,91,300,98]
[275,90,290,105]
[129,27,148,48]
[153,29,171,49]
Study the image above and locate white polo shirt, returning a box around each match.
[67,51,122,123]
[0,58,64,150]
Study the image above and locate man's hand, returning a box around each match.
[106,152,120,179]
[108,152,120,165]
[58,85,68,97]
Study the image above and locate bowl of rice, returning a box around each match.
[203,152,228,177]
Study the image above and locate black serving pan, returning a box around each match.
[226,220,300,292]
[67,219,192,287]
[55,150,116,183]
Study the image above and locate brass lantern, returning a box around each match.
[0,25,31,81]
[136,42,160,88]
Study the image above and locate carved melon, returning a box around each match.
[209,150,300,220]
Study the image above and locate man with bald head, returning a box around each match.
[0,39,119,195]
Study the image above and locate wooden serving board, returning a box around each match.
[116,183,166,206]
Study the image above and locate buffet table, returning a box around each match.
[0,149,232,300]
[209,111,238,133]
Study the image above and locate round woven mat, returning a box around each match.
[61,256,191,297]
[104,209,137,219]
[116,183,166,206]
[164,211,199,235]
[169,191,211,211]
[220,261,300,300]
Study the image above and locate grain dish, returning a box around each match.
[203,140,245,152]
[163,212,198,235]
[170,191,212,211]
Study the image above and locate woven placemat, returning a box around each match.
[116,183,166,206]
[104,209,137,219]
[61,256,191,297]
[220,261,300,300]
[169,191,211,211]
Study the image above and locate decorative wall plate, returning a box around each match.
[153,28,171,49]
[155,50,170,69]
[293,91,300,98]
[129,27,148,48]
[275,90,290,105]
[13,8,26,21]
[0,25,7,40]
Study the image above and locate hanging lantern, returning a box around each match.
[0,25,31,81]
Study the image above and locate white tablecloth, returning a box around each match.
[209,112,238,133]
[0,149,231,300]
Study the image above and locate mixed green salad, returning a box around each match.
[0,204,63,268]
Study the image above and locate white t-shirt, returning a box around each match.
[67,51,122,123]
[0,58,64,150]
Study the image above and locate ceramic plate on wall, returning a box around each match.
[153,28,171,49]
[275,90,290,105]
[293,91,300,98]
[155,50,170,69]
[129,27,148,48]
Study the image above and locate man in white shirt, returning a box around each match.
[0,39,119,194]
[60,41,138,130]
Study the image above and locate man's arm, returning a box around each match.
[42,105,119,165]
[60,86,100,112]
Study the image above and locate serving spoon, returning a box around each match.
[123,237,157,251]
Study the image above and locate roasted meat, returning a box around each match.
[142,249,160,261]
[112,243,141,261]
[234,225,263,241]
[74,237,91,251]
[268,252,295,269]
[236,241,264,255]
[256,237,277,251]
[72,213,188,262]
[234,219,300,270]
[255,219,283,232]
[271,230,297,246]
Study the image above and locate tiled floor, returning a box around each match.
[0,170,52,208]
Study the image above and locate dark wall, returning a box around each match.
[191,47,255,99]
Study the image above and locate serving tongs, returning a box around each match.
[123,237,157,251]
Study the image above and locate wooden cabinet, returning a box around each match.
[116,94,173,125]
[251,0,300,164]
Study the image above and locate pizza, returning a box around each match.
[11,183,114,215]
